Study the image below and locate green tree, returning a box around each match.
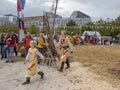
[0,25,17,33]
[66,20,77,27]
[25,25,40,34]
[115,16,120,25]
[81,18,119,36]
[56,25,65,34]
[66,20,77,34]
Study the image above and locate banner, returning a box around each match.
[17,0,21,12]
[19,19,25,41]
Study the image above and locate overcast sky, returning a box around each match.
[0,0,120,21]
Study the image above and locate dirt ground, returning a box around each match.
[74,45,120,88]
[0,45,120,90]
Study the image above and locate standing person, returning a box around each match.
[57,30,73,72]
[23,32,33,56]
[37,32,46,64]
[33,34,38,43]
[1,34,7,59]
[0,34,5,58]
[22,40,45,85]
[0,33,2,58]
[6,33,16,63]
[42,31,47,42]
[10,30,18,56]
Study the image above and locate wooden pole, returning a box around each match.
[17,11,20,41]
[52,0,59,35]
[43,11,45,31]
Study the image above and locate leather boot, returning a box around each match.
[38,71,44,79]
[58,62,64,72]
[65,59,70,69]
[22,77,30,85]
[65,66,70,69]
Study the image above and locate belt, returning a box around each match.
[60,46,69,50]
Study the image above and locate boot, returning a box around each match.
[58,62,64,72]
[11,60,14,63]
[65,66,70,69]
[22,77,30,85]
[38,71,44,79]
[65,59,70,69]
[6,61,9,63]
[58,68,63,72]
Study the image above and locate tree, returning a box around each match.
[66,20,77,34]
[81,18,120,36]
[0,25,17,33]
[66,20,77,27]
[115,16,120,25]
[56,25,65,34]
[25,25,40,34]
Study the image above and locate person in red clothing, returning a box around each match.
[6,33,16,63]
[10,30,18,56]
[23,32,33,56]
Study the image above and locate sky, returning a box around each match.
[0,0,120,21]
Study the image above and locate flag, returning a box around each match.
[20,0,26,10]
[17,0,21,12]
[17,0,26,12]
[19,19,25,41]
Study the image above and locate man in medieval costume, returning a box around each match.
[57,30,73,72]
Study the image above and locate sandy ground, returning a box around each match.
[73,45,120,87]
[0,60,119,90]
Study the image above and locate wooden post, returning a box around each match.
[43,11,45,31]
[52,0,59,35]
[17,11,20,41]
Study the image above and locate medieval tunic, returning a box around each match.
[58,36,73,62]
[25,48,44,77]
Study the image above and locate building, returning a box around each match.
[21,12,62,30]
[0,14,17,26]
[0,11,91,30]
[46,12,62,29]
[61,11,91,26]
[21,16,44,29]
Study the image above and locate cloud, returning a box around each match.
[0,0,16,15]
[0,0,120,21]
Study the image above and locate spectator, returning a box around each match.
[33,34,38,43]
[6,33,15,63]
[53,34,59,45]
[0,33,2,57]
[9,30,18,56]
[23,32,33,56]
[37,32,46,64]
[42,31,47,42]
[1,34,7,59]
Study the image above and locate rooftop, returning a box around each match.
[70,11,90,18]
[21,16,44,22]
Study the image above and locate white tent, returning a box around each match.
[82,31,101,37]
[81,31,101,44]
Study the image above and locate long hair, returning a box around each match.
[5,33,10,39]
